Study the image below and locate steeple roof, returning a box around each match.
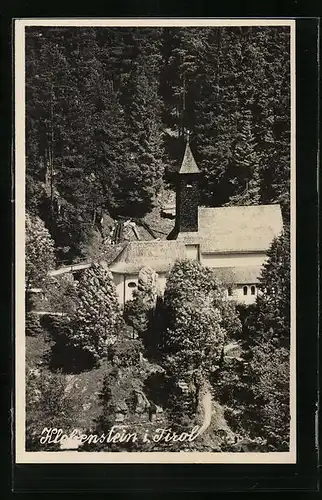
[179,141,201,174]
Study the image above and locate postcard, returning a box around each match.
[15,17,296,464]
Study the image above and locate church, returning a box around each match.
[108,140,283,306]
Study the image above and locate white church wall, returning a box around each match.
[185,244,199,260]
[113,272,169,307]
[226,284,258,305]
[156,273,167,295]
[113,268,259,307]
[201,251,267,268]
[113,273,125,305]
[124,274,139,303]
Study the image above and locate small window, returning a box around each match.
[127,282,137,288]
[227,287,233,296]
[243,286,248,296]
[251,285,256,295]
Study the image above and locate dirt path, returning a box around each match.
[196,384,213,436]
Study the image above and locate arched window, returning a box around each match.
[127,282,137,288]
[251,285,256,295]
[227,287,233,296]
[243,286,248,296]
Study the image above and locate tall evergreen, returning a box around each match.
[117,29,164,216]
[227,109,262,205]
[26,25,291,258]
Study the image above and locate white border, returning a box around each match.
[15,18,296,464]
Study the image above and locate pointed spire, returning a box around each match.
[179,134,201,174]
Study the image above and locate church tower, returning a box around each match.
[175,137,201,233]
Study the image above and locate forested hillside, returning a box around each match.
[26,26,290,262]
[26,235,291,452]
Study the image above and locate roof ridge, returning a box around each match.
[126,239,184,245]
[109,241,129,266]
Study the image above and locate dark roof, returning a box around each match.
[212,265,263,285]
[179,142,201,174]
[176,204,283,252]
[142,204,176,238]
[121,221,155,242]
[109,240,187,274]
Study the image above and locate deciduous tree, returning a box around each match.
[161,260,241,426]
[25,212,55,289]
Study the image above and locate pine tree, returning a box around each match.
[227,109,262,205]
[117,67,162,216]
[217,228,291,449]
[25,26,291,258]
[88,83,130,218]
[248,227,290,347]
[116,30,164,216]
[193,27,242,206]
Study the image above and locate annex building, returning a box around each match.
[109,141,283,306]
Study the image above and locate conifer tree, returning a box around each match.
[116,30,164,216]
[227,109,262,205]
[69,264,123,362]
[217,228,291,449]
[25,26,291,256]
[244,229,291,449]
[248,227,290,347]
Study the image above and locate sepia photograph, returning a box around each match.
[15,18,296,463]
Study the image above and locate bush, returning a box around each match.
[45,264,124,368]
[108,336,144,368]
[25,212,55,289]
[124,267,158,336]
[26,367,80,451]
[25,312,43,337]
[41,314,97,373]
[250,343,290,450]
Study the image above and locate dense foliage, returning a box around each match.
[25,212,55,288]
[69,264,123,362]
[216,229,291,450]
[26,367,80,450]
[160,260,242,429]
[39,264,123,371]
[124,266,158,336]
[250,227,291,348]
[26,26,290,261]
[25,26,291,452]
[26,242,291,451]
[25,311,44,337]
